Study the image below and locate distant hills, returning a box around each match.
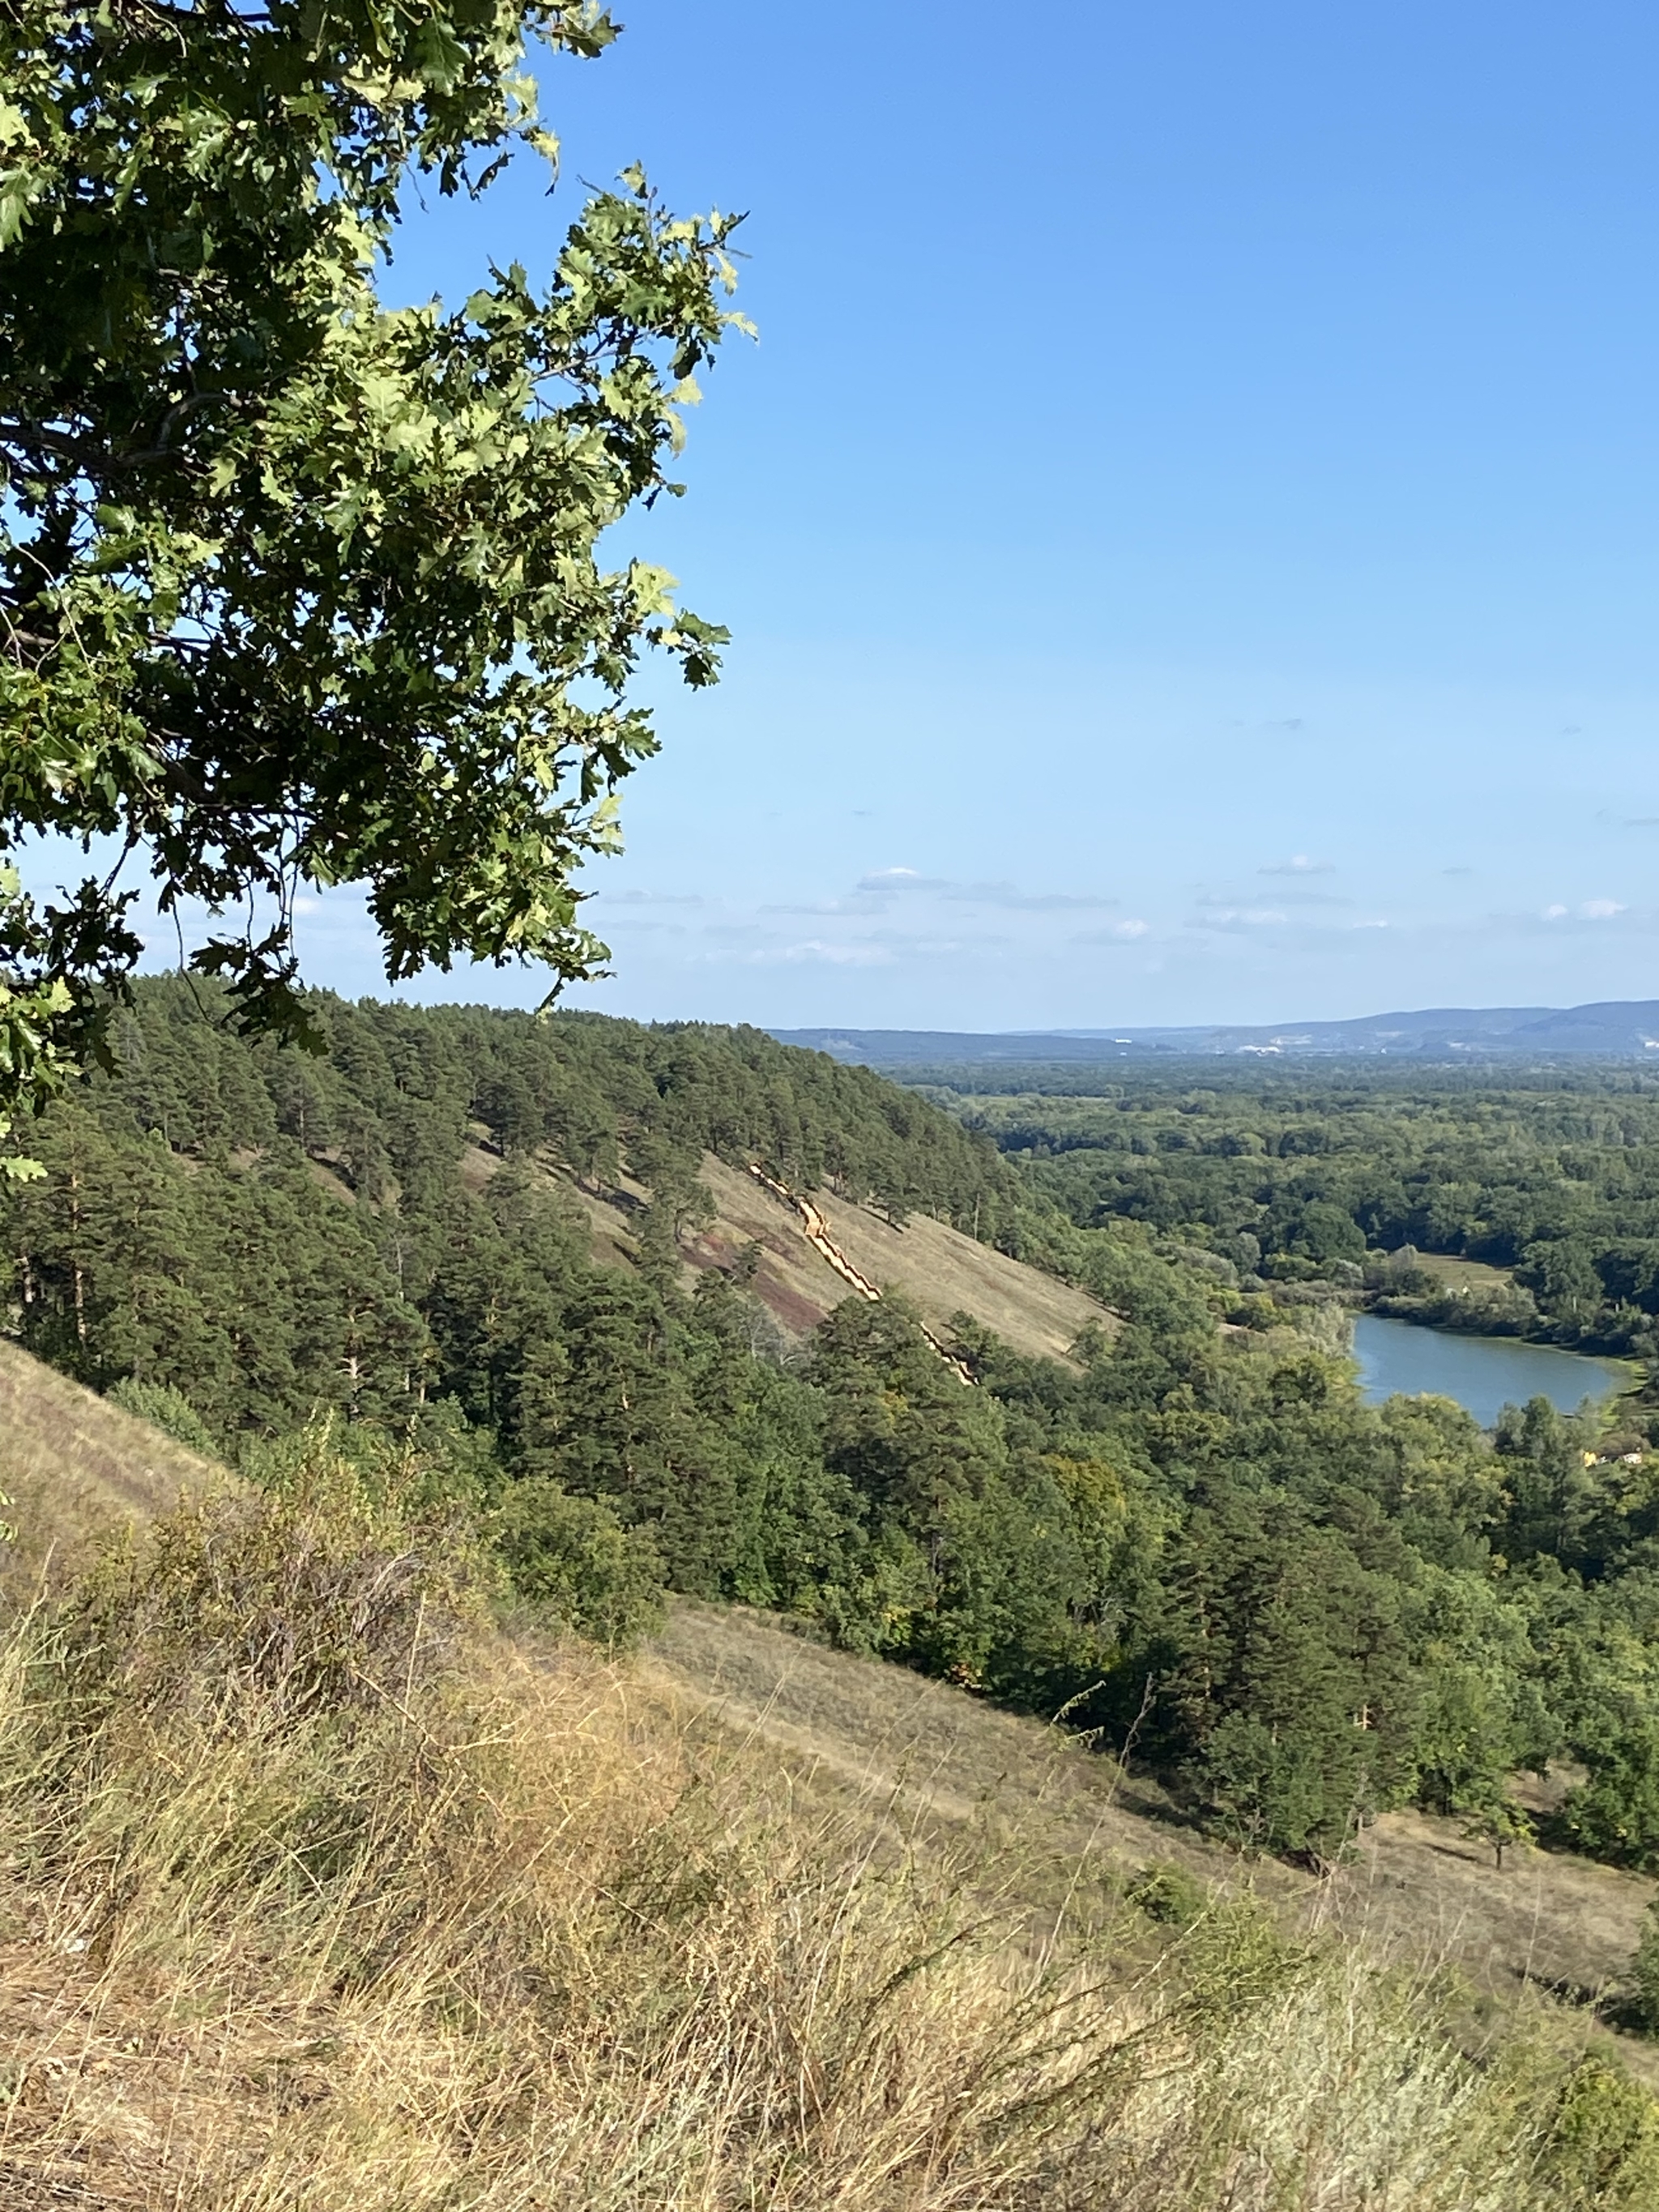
[776,1000,1659,1067]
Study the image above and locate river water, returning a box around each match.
[1352,1312,1629,1429]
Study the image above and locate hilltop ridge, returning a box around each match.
[778,999,1659,1065]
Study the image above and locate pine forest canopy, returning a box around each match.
[0,0,743,1139]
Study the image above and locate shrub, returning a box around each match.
[107,1375,220,1456]
[1562,1732,1659,1872]
[0,1464,1649,2207]
[490,1477,667,1649]
[1624,1899,1659,2038]
[53,1421,488,1736]
[1127,1860,1209,1928]
[1546,2057,1659,2208]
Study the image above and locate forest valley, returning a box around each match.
[933,1061,1659,1352]
[11,983,1659,1892]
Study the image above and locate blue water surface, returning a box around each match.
[1352,1313,1627,1430]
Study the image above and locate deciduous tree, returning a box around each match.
[0,2,743,1139]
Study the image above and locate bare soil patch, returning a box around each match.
[552,1149,1115,1364]
[807,1185,1113,1365]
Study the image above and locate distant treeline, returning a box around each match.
[11,987,1659,1878]
[934,1068,1659,1352]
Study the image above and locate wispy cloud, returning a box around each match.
[853,867,1117,910]
[1197,888,1350,910]
[762,895,889,916]
[1542,897,1627,923]
[1259,855,1334,876]
[856,867,951,894]
[761,940,898,966]
[950,880,1120,911]
[1075,918,1152,943]
[1196,906,1290,930]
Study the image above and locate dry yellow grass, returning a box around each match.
[565,1151,1116,1362]
[1,1459,1656,2211]
[652,1601,1659,2068]
[1,1353,1657,2206]
[0,1341,220,1589]
[802,1181,1111,1366]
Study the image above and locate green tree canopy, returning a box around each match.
[0,0,743,1130]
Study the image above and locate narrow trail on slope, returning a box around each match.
[747,1165,975,1384]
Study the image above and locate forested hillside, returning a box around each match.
[11,990,1659,1886]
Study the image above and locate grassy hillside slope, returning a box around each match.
[0,1341,218,1577]
[11,1326,1644,2040]
[549,1148,1111,1362]
[5,1339,1653,2084]
[5,1404,1659,2208]
[652,1601,1659,2063]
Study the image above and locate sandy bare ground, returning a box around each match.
[535,1144,1115,1365]
[805,1183,1113,1365]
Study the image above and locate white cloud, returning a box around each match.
[856,867,947,893]
[1075,918,1152,944]
[1260,855,1335,876]
[852,867,1117,910]
[1580,897,1627,919]
[1542,903,1569,919]
[1197,906,1290,929]
[748,940,897,967]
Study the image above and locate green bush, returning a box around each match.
[58,1423,488,1735]
[1624,1900,1659,2037]
[1126,1861,1209,1928]
[1562,1733,1659,1872]
[107,1376,219,1456]
[491,1477,667,1650]
[1546,2057,1659,2208]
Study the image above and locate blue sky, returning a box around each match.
[74,2,1659,1025]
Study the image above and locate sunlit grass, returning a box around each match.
[0,1449,1655,2209]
